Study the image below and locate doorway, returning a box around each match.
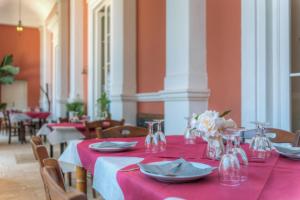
[1,80,28,110]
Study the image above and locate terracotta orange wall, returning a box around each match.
[0,24,40,108]
[83,0,88,105]
[207,0,241,125]
[137,0,165,115]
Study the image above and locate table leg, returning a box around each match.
[60,143,64,154]
[76,166,87,193]
[50,145,53,157]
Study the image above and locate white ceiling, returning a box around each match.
[0,0,56,27]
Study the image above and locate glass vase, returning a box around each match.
[206,134,225,160]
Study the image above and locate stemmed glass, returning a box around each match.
[184,117,197,144]
[145,121,159,153]
[232,128,248,181]
[154,120,167,152]
[219,129,241,186]
[249,122,272,162]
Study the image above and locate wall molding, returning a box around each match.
[134,90,210,102]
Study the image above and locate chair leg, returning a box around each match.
[67,172,72,186]
[8,127,11,144]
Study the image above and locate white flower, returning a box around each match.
[192,110,236,138]
[223,118,237,128]
[197,110,220,133]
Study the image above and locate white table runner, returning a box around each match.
[59,140,143,200]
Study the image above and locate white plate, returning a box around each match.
[89,141,137,152]
[140,161,214,183]
[273,143,300,160]
[276,151,300,160]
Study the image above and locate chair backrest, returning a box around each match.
[59,117,69,123]
[266,128,300,146]
[35,145,50,167]
[3,111,11,128]
[97,125,148,139]
[84,119,125,139]
[30,136,44,160]
[41,159,87,200]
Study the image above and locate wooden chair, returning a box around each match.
[3,111,23,144]
[30,136,44,161]
[266,128,300,147]
[59,117,69,123]
[41,159,87,200]
[30,137,73,187]
[83,118,125,139]
[96,125,148,139]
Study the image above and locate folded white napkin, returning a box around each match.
[273,143,300,155]
[138,159,212,177]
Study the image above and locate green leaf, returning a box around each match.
[1,55,13,66]
[0,103,7,110]
[219,110,231,118]
[97,92,111,113]
[0,65,20,75]
[66,101,85,116]
[0,76,14,84]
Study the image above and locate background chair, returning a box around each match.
[96,125,148,139]
[84,118,125,139]
[266,128,300,146]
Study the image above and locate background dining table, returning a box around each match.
[59,135,300,200]
[37,122,86,156]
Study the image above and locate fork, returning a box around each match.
[119,167,140,172]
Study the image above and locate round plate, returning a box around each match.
[89,141,137,152]
[277,151,300,160]
[140,161,213,183]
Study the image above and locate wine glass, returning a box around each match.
[249,122,272,162]
[145,121,159,153]
[232,128,248,182]
[184,117,197,144]
[219,129,241,186]
[154,119,166,152]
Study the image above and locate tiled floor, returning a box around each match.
[0,133,100,200]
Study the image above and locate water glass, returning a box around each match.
[219,130,241,186]
[233,129,248,181]
[184,117,197,144]
[145,121,158,153]
[154,119,166,152]
[249,122,272,162]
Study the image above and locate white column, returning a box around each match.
[69,0,84,101]
[110,0,137,124]
[39,26,47,111]
[164,0,209,134]
[54,0,69,119]
[241,0,291,130]
[87,2,96,119]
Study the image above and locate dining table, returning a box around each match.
[37,122,87,156]
[59,135,300,200]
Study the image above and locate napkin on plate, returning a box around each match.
[92,141,137,148]
[138,158,212,177]
[273,143,300,155]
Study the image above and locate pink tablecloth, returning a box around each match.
[25,112,50,119]
[47,122,86,133]
[76,136,300,200]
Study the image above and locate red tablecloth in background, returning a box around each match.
[76,136,300,200]
[47,122,86,133]
[25,112,50,119]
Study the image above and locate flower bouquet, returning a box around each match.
[191,110,236,160]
